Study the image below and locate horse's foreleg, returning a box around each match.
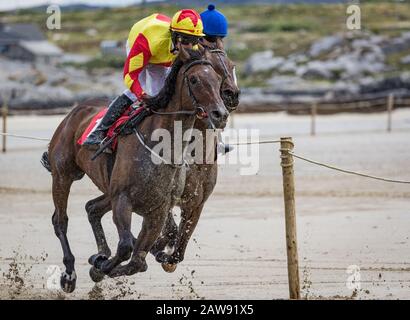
[157,203,205,271]
[86,194,113,283]
[150,210,178,258]
[86,194,112,257]
[92,193,134,275]
[51,175,76,293]
[108,209,168,278]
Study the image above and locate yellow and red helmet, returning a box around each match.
[171,9,205,37]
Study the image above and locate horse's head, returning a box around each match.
[200,37,240,112]
[177,45,229,129]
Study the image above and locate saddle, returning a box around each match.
[77,104,149,156]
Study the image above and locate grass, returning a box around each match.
[1,2,410,86]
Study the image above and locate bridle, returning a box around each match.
[145,59,214,120]
[202,43,238,111]
[208,48,229,85]
[134,58,219,167]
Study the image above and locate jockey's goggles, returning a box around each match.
[178,34,200,46]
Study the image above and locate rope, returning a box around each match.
[231,139,281,145]
[289,151,410,184]
[1,131,409,184]
[0,132,50,142]
[134,129,188,168]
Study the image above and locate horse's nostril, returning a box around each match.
[210,110,228,122]
[223,90,235,99]
[223,90,240,103]
[211,110,222,119]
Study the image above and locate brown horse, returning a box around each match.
[80,39,240,279]
[43,47,228,293]
[150,38,240,270]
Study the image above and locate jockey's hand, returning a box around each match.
[139,93,152,107]
[141,93,152,102]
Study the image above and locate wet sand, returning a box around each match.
[0,110,409,299]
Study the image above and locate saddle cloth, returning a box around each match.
[77,105,144,150]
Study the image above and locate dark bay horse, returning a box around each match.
[43,47,228,293]
[150,38,240,271]
[81,39,240,278]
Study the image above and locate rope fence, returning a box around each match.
[229,138,410,184]
[0,132,51,142]
[231,139,281,145]
[2,131,409,184]
[289,151,410,184]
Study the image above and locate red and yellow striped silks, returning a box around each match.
[123,13,175,99]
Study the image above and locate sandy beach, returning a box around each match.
[0,109,409,299]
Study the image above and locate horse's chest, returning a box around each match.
[128,166,187,213]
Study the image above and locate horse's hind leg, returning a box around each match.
[51,174,76,293]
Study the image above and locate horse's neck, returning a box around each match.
[138,99,197,163]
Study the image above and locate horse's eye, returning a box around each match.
[190,76,198,85]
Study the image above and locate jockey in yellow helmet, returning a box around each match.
[84,9,205,147]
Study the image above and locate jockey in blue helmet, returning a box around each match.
[200,4,228,41]
[200,4,233,154]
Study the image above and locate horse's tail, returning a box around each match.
[40,151,52,173]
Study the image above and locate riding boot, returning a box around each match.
[83,94,133,147]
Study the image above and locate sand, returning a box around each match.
[0,109,409,299]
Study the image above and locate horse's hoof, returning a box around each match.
[162,263,177,273]
[60,271,77,293]
[88,253,108,269]
[89,266,105,283]
[155,251,170,263]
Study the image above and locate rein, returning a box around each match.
[134,58,217,167]
[145,59,213,118]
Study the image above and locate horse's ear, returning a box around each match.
[216,37,225,50]
[177,43,190,62]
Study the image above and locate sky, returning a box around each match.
[0,0,156,11]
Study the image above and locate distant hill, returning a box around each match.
[159,0,347,5]
[4,3,109,13]
[4,0,350,13]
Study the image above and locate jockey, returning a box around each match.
[83,9,205,147]
[200,4,228,42]
[200,4,234,154]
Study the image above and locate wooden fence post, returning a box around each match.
[311,103,317,136]
[280,137,300,299]
[387,93,394,132]
[2,97,7,153]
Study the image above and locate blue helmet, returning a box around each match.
[200,4,228,37]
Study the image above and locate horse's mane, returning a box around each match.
[145,49,203,110]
